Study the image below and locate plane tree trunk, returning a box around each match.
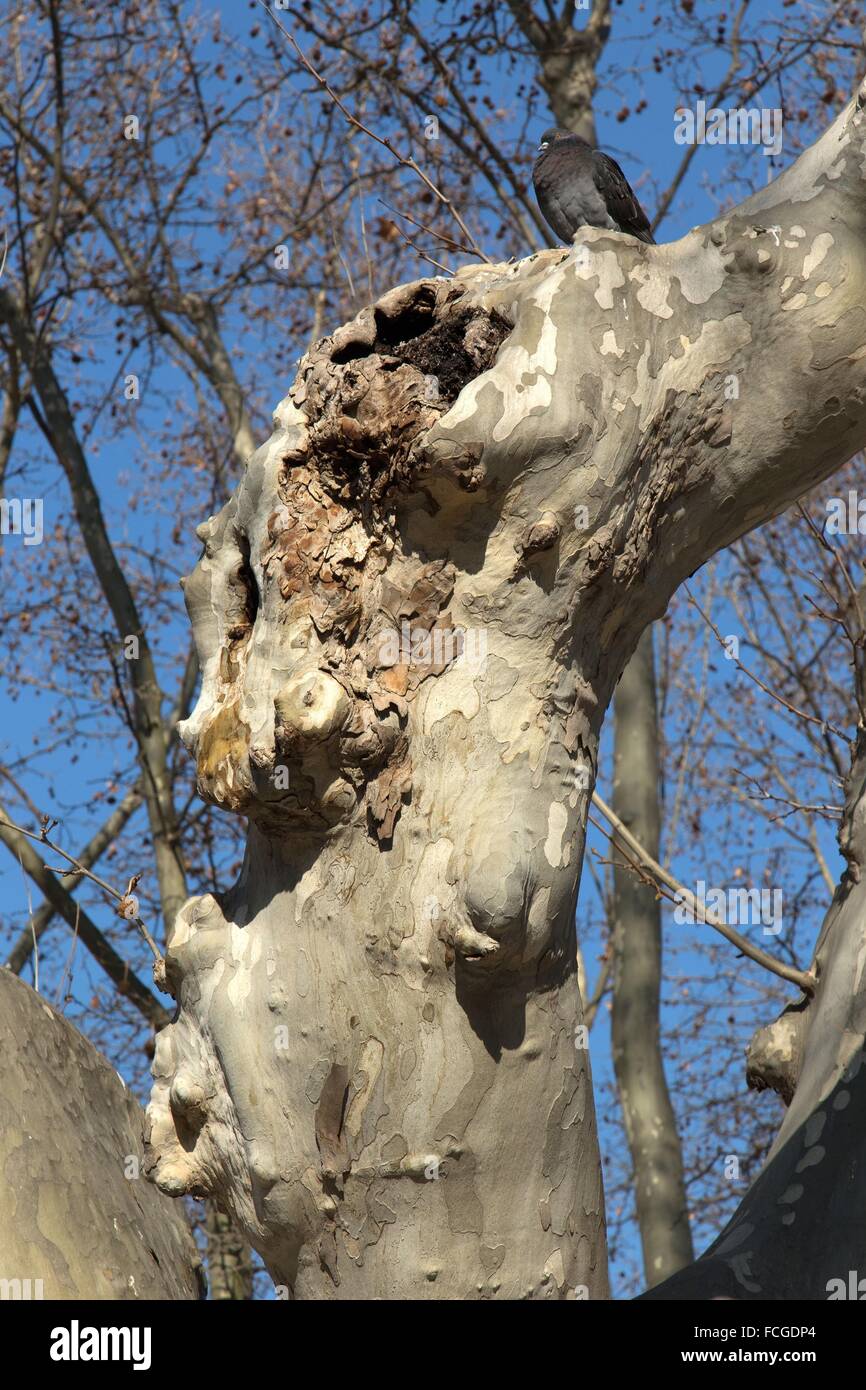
[145,85,866,1299]
[0,971,201,1300]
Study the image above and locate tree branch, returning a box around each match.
[591,791,816,995]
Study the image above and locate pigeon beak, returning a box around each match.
[539,141,549,151]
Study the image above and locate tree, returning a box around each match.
[0,969,201,1299]
[144,80,866,1297]
[5,0,866,1300]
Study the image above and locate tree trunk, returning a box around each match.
[612,628,693,1284]
[505,0,611,143]
[145,84,866,1298]
[0,970,202,1299]
[204,1202,254,1300]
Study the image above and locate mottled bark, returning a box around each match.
[612,629,693,1285]
[146,86,866,1298]
[0,970,202,1299]
[532,3,687,1277]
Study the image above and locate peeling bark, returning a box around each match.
[146,86,866,1298]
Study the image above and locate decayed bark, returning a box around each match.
[145,85,866,1298]
[0,970,202,1299]
[611,630,694,1285]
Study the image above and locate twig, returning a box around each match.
[256,0,490,263]
[590,791,816,996]
[685,583,845,738]
[651,0,751,233]
[583,949,612,1030]
[54,900,80,1009]
[379,213,453,275]
[4,780,142,974]
[17,847,38,993]
[0,804,168,1025]
[377,197,468,254]
[0,815,162,964]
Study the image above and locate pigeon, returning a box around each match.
[532,128,655,246]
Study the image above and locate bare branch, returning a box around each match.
[590,792,816,996]
[257,1,491,264]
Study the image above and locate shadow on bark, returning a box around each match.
[639,1045,866,1300]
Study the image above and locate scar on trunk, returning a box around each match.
[185,280,513,846]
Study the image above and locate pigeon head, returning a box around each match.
[537,127,584,153]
